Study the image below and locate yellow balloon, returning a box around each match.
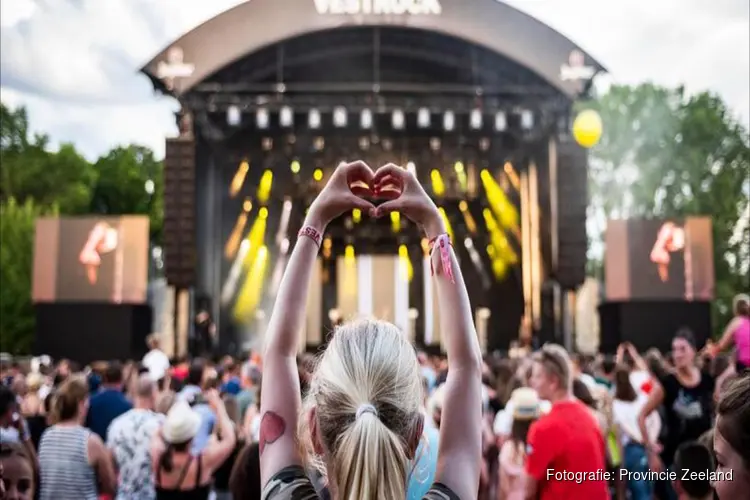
[573,109,603,148]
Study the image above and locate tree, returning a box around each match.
[588,84,750,334]
[89,145,164,242]
[0,103,96,213]
[0,198,56,354]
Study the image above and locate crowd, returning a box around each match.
[1,162,748,500]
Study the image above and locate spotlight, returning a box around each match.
[309,109,321,129]
[406,161,416,175]
[454,161,464,174]
[280,238,290,255]
[392,109,405,130]
[520,110,534,130]
[470,109,483,130]
[443,111,455,131]
[430,138,441,151]
[464,237,474,249]
[313,168,324,182]
[417,108,431,128]
[333,106,348,128]
[360,109,373,129]
[494,111,507,132]
[256,108,269,129]
[279,106,293,127]
[290,160,300,174]
[358,136,370,150]
[227,105,241,126]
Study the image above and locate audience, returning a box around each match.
[86,362,132,441]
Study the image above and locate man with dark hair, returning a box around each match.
[177,359,216,453]
[673,442,714,500]
[86,361,132,440]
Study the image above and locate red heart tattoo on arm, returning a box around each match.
[259,411,286,455]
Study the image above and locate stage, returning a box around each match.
[142,0,598,355]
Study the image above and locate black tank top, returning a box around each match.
[155,454,211,500]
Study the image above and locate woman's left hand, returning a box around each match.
[306,161,377,230]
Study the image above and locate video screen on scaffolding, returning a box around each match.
[32,216,150,303]
[605,217,714,301]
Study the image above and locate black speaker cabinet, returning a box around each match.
[35,303,153,365]
[598,301,711,354]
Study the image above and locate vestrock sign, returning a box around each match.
[313,0,442,15]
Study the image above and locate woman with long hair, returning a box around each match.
[638,329,714,480]
[713,372,750,499]
[37,375,116,500]
[498,388,540,500]
[258,162,482,499]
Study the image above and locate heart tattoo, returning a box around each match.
[259,411,286,455]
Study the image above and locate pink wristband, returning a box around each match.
[429,234,455,283]
[298,226,322,248]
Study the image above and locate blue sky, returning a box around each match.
[1,0,748,160]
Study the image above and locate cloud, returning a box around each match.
[0,0,747,159]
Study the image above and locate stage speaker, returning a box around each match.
[598,301,711,354]
[163,134,196,288]
[35,303,153,365]
[554,139,588,290]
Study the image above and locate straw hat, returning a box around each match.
[162,400,202,444]
[510,388,541,420]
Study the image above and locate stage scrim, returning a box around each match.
[33,216,150,304]
[605,217,714,301]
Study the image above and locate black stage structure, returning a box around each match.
[142,0,604,354]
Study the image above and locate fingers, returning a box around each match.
[341,160,375,185]
[345,194,376,213]
[372,163,408,187]
[372,199,403,218]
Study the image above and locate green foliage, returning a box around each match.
[0,198,56,354]
[0,101,164,354]
[587,83,750,335]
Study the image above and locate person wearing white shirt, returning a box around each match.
[142,334,170,383]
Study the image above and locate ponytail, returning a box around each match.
[333,412,410,500]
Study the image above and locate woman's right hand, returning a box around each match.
[371,163,445,239]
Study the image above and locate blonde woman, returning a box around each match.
[259,161,482,499]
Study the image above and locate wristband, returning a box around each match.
[298,226,322,248]
[428,234,455,283]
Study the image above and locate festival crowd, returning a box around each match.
[1,162,749,500]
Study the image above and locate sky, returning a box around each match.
[1,0,748,160]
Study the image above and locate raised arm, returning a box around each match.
[259,161,376,486]
[372,164,483,500]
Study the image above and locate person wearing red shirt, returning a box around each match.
[524,344,610,500]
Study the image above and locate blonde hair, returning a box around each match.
[532,343,573,391]
[300,319,423,500]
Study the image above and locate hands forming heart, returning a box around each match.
[306,161,446,240]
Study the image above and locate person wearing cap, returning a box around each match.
[150,389,236,498]
[498,388,541,500]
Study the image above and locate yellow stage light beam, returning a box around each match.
[481,169,520,234]
[398,244,414,282]
[352,208,362,224]
[257,170,273,204]
[503,162,520,191]
[233,245,269,322]
[345,244,355,263]
[431,169,445,197]
[482,208,519,265]
[458,200,478,234]
[454,161,468,192]
[229,160,250,198]
[391,211,401,233]
[438,207,454,243]
[241,208,268,271]
[323,237,332,259]
[313,169,324,182]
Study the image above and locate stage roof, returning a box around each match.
[142,0,605,99]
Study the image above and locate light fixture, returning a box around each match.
[227,105,241,126]
[309,109,321,129]
[520,109,534,130]
[290,160,300,174]
[256,108,269,129]
[360,109,373,129]
[443,111,455,131]
[392,109,405,130]
[406,161,416,175]
[333,106,347,128]
[417,108,431,128]
[470,109,483,130]
[279,106,293,127]
[495,111,507,132]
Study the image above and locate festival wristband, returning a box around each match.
[428,234,455,283]
[298,226,323,248]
